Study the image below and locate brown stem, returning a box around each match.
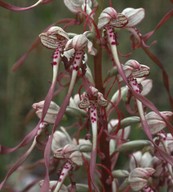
[99,107,112,191]
[93,29,112,191]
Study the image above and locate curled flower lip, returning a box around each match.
[78,86,108,109]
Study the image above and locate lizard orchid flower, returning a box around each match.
[98,7,145,84]
[38,27,69,125]
[51,130,91,192]
[78,86,107,183]
[39,26,69,82]
[122,59,150,94]
[63,32,96,95]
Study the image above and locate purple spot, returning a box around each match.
[75,57,80,60]
[73,66,79,71]
[64,164,70,169]
[53,55,58,59]
[111,41,116,45]
[52,61,57,65]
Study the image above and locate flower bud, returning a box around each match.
[54,144,78,159]
[145,111,173,134]
[128,167,155,191]
[112,170,129,178]
[118,140,151,152]
[140,152,153,168]
[130,151,153,170]
[51,130,70,153]
[66,94,86,116]
[70,151,83,166]
[32,100,59,124]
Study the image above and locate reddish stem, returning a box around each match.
[99,108,112,191]
[93,40,112,191]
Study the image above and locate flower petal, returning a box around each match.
[98,7,117,29]
[122,8,145,27]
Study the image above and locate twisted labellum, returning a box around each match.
[68,50,84,94]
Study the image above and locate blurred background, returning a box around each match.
[0,0,173,189]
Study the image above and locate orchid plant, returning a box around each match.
[1,0,173,192]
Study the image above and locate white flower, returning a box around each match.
[64,0,97,15]
[145,111,173,134]
[32,100,59,124]
[64,32,97,55]
[128,167,155,191]
[130,151,153,170]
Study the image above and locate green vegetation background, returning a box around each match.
[0,0,173,186]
